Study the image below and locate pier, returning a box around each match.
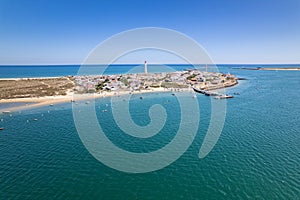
[192,87,234,99]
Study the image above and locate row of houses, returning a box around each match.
[73,70,236,93]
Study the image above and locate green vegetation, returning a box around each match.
[119,77,129,86]
[186,74,196,80]
[0,77,74,99]
[95,78,109,91]
[161,82,188,88]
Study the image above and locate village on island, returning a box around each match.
[0,62,239,113]
[74,61,238,99]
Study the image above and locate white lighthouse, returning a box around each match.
[144,61,148,74]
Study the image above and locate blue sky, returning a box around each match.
[0,0,299,64]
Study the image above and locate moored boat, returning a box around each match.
[214,95,234,99]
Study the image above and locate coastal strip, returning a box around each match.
[234,67,300,71]
[258,68,300,71]
[0,69,238,113]
[0,88,189,113]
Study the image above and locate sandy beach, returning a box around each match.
[0,87,192,113]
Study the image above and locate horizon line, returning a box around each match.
[0,63,299,66]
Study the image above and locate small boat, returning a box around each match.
[85,101,90,104]
[214,95,234,99]
[2,111,11,114]
[102,109,108,112]
[171,93,175,96]
[34,118,38,121]
[0,127,4,131]
[233,92,240,95]
[49,104,54,106]
[224,94,234,98]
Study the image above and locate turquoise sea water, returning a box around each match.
[0,65,300,199]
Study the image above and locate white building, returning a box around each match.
[144,61,148,74]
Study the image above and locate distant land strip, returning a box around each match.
[234,67,300,71]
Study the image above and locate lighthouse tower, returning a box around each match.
[144,61,148,74]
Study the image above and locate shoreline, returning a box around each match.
[0,76,63,81]
[258,68,300,71]
[236,67,300,71]
[0,87,192,113]
[0,80,239,113]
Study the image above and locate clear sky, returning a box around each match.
[0,0,299,64]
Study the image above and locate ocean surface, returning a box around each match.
[0,64,299,78]
[0,65,300,199]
